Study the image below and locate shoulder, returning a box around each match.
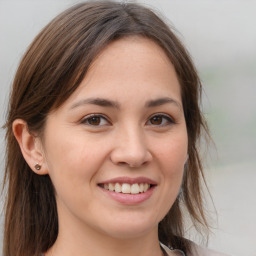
[160,243,185,256]
[161,241,231,256]
[189,242,231,256]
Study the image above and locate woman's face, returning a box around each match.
[41,37,188,239]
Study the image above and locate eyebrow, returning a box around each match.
[69,97,181,110]
[70,98,120,110]
[145,97,182,109]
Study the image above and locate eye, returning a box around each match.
[81,114,109,126]
[147,114,174,126]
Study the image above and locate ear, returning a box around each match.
[12,119,48,175]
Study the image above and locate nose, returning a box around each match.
[110,127,152,168]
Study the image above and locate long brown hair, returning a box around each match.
[3,1,210,255]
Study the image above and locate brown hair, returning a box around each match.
[3,1,210,255]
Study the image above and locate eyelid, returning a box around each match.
[146,113,175,126]
[80,113,111,126]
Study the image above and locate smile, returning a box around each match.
[98,177,157,204]
[100,183,151,194]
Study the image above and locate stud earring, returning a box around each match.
[34,164,41,171]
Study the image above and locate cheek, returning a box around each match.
[43,132,91,186]
[156,133,188,172]
[154,133,187,209]
[43,128,111,191]
[42,133,103,212]
[154,140,187,219]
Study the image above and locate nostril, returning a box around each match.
[112,155,152,168]
[117,161,129,166]
[110,143,152,167]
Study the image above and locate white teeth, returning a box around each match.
[131,184,140,194]
[122,183,131,194]
[102,182,151,194]
[108,183,115,191]
[115,183,122,193]
[143,183,149,192]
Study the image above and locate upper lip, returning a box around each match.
[98,176,157,185]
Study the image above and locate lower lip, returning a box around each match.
[99,186,156,205]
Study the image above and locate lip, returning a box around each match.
[99,185,156,205]
[98,176,157,205]
[98,176,157,185]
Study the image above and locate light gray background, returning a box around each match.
[0,1,255,255]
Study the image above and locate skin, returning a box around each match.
[13,37,188,256]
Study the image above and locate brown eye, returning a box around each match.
[150,116,163,125]
[81,115,109,126]
[88,116,101,125]
[147,114,174,126]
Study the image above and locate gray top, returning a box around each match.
[161,242,231,256]
[41,241,230,256]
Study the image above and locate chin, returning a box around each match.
[101,217,158,240]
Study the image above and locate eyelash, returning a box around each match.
[147,114,175,127]
[80,113,175,127]
[80,114,110,126]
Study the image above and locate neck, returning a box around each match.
[46,212,163,256]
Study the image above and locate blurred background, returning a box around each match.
[0,0,255,255]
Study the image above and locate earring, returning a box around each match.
[34,164,41,171]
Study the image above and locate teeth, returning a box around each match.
[131,184,140,194]
[102,182,151,194]
[122,183,131,194]
[143,183,149,192]
[115,183,122,193]
[108,183,115,191]
[139,183,144,193]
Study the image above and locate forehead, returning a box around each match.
[91,36,173,75]
[62,36,182,108]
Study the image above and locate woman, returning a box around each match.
[3,1,229,256]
